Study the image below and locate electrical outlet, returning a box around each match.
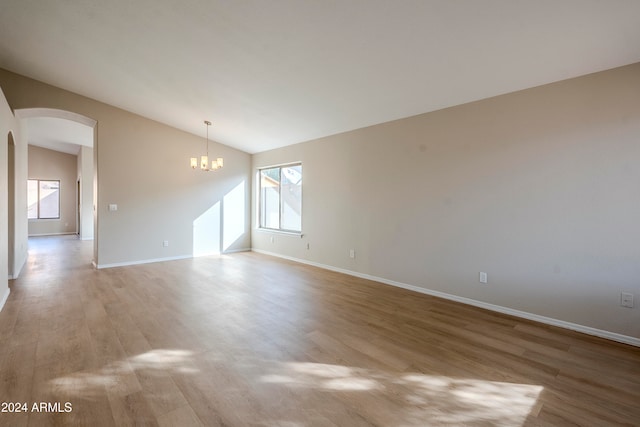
[479,272,488,284]
[306,243,310,250]
[621,292,634,308]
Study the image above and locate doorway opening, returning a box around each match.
[15,108,97,265]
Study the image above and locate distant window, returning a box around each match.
[259,163,302,232]
[28,179,60,219]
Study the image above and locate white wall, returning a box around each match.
[78,145,94,240]
[0,89,10,294]
[0,87,26,303]
[252,63,640,341]
[0,68,252,268]
[11,119,28,279]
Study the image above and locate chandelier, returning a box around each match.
[190,120,224,171]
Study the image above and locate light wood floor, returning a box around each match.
[1,236,639,426]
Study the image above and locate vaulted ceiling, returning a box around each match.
[1,1,639,153]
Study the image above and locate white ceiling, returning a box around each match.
[26,117,94,155]
[1,1,639,154]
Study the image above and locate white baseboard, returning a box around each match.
[28,232,77,237]
[252,249,640,348]
[0,288,10,313]
[95,249,251,269]
[223,247,251,254]
[96,254,193,269]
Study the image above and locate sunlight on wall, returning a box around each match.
[192,181,246,256]
[193,201,221,256]
[223,181,245,251]
[260,361,544,426]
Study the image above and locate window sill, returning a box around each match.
[257,228,303,238]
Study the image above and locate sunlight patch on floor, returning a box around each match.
[260,361,543,426]
[128,349,194,370]
[48,349,198,396]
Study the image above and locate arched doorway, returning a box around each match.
[14,108,98,265]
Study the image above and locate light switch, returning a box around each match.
[108,204,118,212]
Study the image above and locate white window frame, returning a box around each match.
[28,179,61,220]
[258,162,302,234]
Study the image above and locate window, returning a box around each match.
[259,163,302,232]
[28,179,60,219]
